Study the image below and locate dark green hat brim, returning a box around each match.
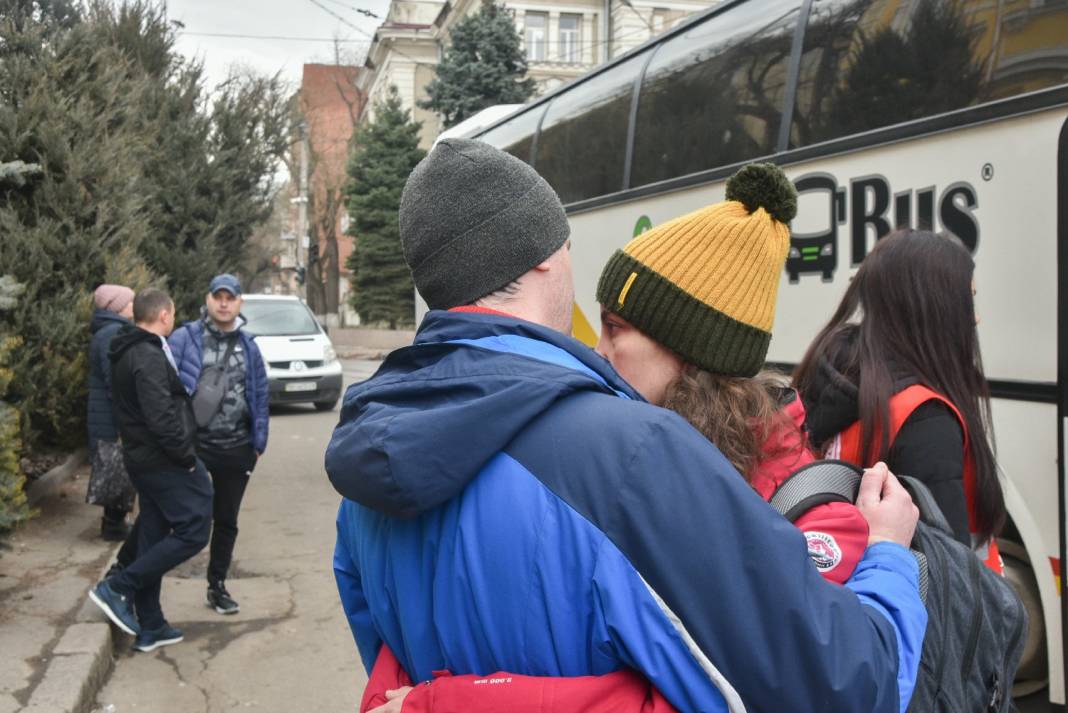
[596,250,771,377]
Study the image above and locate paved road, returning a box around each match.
[93,359,380,713]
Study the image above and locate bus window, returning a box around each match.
[629,0,801,189]
[534,54,645,204]
[789,0,1068,149]
[478,106,546,165]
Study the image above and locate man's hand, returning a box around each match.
[855,462,919,547]
[367,686,414,713]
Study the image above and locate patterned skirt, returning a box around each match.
[86,439,136,511]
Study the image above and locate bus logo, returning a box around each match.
[633,215,653,237]
[787,173,980,283]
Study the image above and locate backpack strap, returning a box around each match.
[769,459,931,603]
[896,474,954,536]
[768,460,862,523]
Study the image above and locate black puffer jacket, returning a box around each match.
[87,309,130,445]
[800,330,971,546]
[109,324,198,474]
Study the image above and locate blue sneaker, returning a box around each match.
[88,579,140,636]
[133,623,184,652]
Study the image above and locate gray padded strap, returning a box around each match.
[768,460,863,523]
[913,550,930,604]
[897,474,954,535]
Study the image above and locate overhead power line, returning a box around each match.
[304,0,376,39]
[180,31,372,44]
[320,0,381,19]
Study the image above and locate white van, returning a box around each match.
[241,295,343,411]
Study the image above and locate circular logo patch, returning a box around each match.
[806,531,843,572]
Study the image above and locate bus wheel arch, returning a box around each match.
[998,519,1049,694]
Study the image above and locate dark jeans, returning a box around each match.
[115,516,139,568]
[111,461,213,630]
[200,443,255,586]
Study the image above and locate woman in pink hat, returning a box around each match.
[87,284,137,541]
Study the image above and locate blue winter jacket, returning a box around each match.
[328,311,926,713]
[87,309,131,445]
[168,319,269,454]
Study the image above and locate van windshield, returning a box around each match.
[241,300,320,337]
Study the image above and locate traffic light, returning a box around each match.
[295,266,306,285]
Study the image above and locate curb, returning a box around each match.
[20,545,124,713]
[337,348,391,360]
[22,623,113,713]
[26,448,89,507]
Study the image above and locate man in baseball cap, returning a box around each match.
[167,274,268,615]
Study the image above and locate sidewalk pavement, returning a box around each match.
[0,459,124,713]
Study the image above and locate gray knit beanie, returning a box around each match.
[399,138,570,310]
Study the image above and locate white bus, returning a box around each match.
[464,0,1068,706]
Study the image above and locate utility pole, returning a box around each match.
[295,120,310,299]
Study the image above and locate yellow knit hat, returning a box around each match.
[595,163,796,377]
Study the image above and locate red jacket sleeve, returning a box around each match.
[360,645,677,713]
[361,645,414,712]
[793,501,870,585]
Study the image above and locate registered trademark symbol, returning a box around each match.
[981,163,994,181]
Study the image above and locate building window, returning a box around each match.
[559,14,581,63]
[652,8,666,33]
[525,12,547,61]
[652,8,684,34]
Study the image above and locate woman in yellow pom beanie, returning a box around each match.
[594,162,869,584]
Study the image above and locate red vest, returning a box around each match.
[834,384,1001,574]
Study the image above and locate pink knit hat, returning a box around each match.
[93,284,135,314]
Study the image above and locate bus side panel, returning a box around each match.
[566,107,1068,704]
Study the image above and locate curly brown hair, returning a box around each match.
[662,367,801,481]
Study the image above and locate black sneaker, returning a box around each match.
[89,579,140,636]
[103,562,124,580]
[133,622,184,652]
[206,582,239,615]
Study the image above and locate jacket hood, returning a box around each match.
[800,354,860,449]
[325,310,641,518]
[90,309,130,334]
[109,324,163,363]
[800,329,917,448]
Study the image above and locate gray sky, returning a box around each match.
[166,0,392,92]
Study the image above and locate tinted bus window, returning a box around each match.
[534,55,644,204]
[630,0,801,188]
[790,0,1068,149]
[479,105,546,164]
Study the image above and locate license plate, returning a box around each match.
[284,381,317,392]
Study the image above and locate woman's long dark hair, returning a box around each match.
[794,229,1005,541]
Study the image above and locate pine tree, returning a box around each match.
[420,0,536,128]
[0,276,30,535]
[0,1,287,453]
[343,87,425,328]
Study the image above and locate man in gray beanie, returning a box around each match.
[399,138,572,319]
[326,141,923,713]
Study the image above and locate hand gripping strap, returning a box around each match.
[769,459,930,604]
[768,459,862,523]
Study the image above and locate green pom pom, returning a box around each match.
[725,162,797,224]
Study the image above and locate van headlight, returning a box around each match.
[789,246,801,259]
[323,345,338,364]
[820,243,834,256]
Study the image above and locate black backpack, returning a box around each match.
[769,460,1028,713]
